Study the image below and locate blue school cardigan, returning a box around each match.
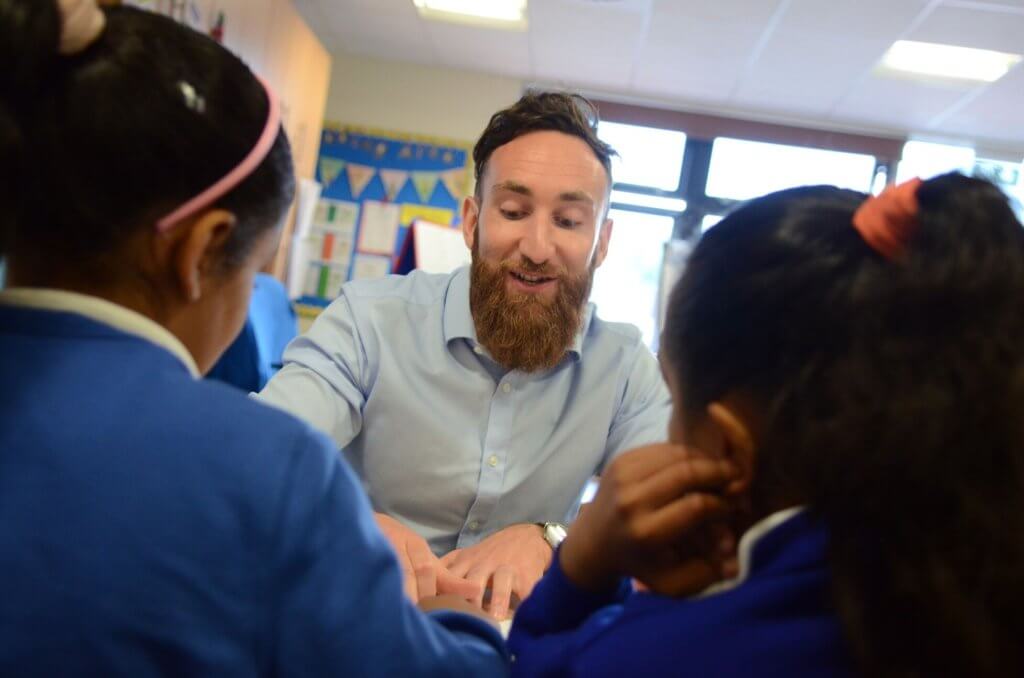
[509,509,854,677]
[0,298,507,677]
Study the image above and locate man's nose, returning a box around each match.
[518,219,555,264]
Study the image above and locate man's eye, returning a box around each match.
[555,216,580,228]
[500,209,526,219]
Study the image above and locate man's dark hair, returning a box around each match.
[472,91,615,195]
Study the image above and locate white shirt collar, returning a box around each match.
[0,288,200,378]
[693,505,807,600]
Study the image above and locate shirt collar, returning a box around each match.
[0,288,200,378]
[442,265,595,363]
[693,505,807,600]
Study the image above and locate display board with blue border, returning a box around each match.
[297,126,472,307]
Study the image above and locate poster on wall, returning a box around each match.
[356,201,402,255]
[295,126,473,305]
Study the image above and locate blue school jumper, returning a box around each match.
[0,291,507,677]
[508,509,854,677]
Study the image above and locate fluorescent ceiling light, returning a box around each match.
[413,0,527,29]
[610,190,687,213]
[879,40,1021,83]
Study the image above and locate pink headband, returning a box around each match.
[851,177,922,260]
[156,75,282,232]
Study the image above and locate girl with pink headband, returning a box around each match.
[509,173,1024,677]
[0,2,507,675]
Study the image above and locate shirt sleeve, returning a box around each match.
[270,430,510,677]
[256,292,368,449]
[507,548,631,677]
[600,343,672,471]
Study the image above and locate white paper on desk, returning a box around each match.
[350,253,392,280]
[412,219,470,274]
[286,178,323,298]
[357,200,401,255]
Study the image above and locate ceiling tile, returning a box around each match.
[732,29,894,115]
[649,0,785,28]
[833,73,981,131]
[937,64,1024,148]
[423,21,531,78]
[529,0,648,88]
[781,0,931,37]
[909,3,1024,53]
[633,26,758,103]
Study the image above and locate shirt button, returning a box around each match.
[488,455,498,467]
[501,383,512,394]
[469,520,479,530]
[473,345,483,355]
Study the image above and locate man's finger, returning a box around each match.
[512,564,543,602]
[488,566,516,620]
[441,549,471,578]
[406,539,438,600]
[465,564,493,609]
[436,568,483,602]
[414,563,437,599]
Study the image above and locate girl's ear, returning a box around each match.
[706,401,757,495]
[168,208,237,303]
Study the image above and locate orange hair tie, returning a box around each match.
[851,178,923,260]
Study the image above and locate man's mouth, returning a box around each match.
[508,270,557,288]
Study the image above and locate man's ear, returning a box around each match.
[706,401,757,494]
[170,209,237,302]
[592,217,613,269]
[461,195,480,250]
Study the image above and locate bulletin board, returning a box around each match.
[298,125,472,304]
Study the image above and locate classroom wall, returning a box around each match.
[324,52,523,144]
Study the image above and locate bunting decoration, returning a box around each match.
[440,168,470,200]
[305,125,472,294]
[379,169,410,202]
[345,163,376,199]
[318,157,346,189]
[411,171,441,204]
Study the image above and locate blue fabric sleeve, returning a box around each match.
[507,548,631,676]
[269,430,509,677]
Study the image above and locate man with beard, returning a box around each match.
[258,92,671,620]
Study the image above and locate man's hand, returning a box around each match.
[374,513,481,603]
[559,444,740,598]
[440,523,552,620]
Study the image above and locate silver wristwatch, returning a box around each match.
[539,522,568,549]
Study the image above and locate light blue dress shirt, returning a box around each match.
[259,266,671,555]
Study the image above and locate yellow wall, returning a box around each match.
[193,0,331,182]
[324,53,523,144]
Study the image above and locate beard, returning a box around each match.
[469,238,595,373]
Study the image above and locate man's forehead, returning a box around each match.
[483,131,610,195]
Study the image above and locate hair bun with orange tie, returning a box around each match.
[851,178,923,260]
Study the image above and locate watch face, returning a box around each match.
[544,523,568,546]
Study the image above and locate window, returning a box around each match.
[598,121,687,191]
[706,137,877,201]
[590,209,676,348]
[973,157,1023,220]
[895,140,975,184]
[701,214,724,233]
